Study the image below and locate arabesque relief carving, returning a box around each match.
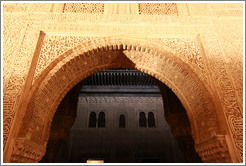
[3,19,41,149]
[150,37,210,87]
[34,35,209,87]
[213,18,243,110]
[201,36,243,162]
[34,35,100,82]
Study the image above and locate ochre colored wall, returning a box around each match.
[3,3,243,163]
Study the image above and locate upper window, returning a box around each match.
[88,111,106,128]
[139,111,156,128]
[119,114,126,128]
[98,112,106,128]
[88,112,97,128]
[139,112,147,127]
[148,112,156,127]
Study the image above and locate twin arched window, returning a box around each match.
[89,111,106,128]
[139,112,155,127]
[89,112,155,128]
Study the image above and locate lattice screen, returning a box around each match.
[63,3,104,13]
[139,3,178,15]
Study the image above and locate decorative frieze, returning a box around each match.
[139,3,178,15]
[78,97,163,104]
[81,69,157,87]
[63,3,104,13]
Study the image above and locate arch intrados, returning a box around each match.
[18,37,219,151]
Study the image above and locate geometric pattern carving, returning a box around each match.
[79,97,163,104]
[63,3,104,13]
[139,3,178,15]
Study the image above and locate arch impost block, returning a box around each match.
[10,138,46,163]
[195,135,232,162]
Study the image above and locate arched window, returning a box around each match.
[139,112,147,127]
[119,114,126,128]
[89,112,97,128]
[98,112,106,128]
[148,112,156,127]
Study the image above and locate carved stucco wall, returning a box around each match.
[2,3,243,163]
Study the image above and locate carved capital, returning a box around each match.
[195,135,231,162]
[10,138,46,163]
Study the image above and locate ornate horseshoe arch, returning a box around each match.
[7,37,231,163]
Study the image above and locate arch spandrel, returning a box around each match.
[10,37,230,162]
